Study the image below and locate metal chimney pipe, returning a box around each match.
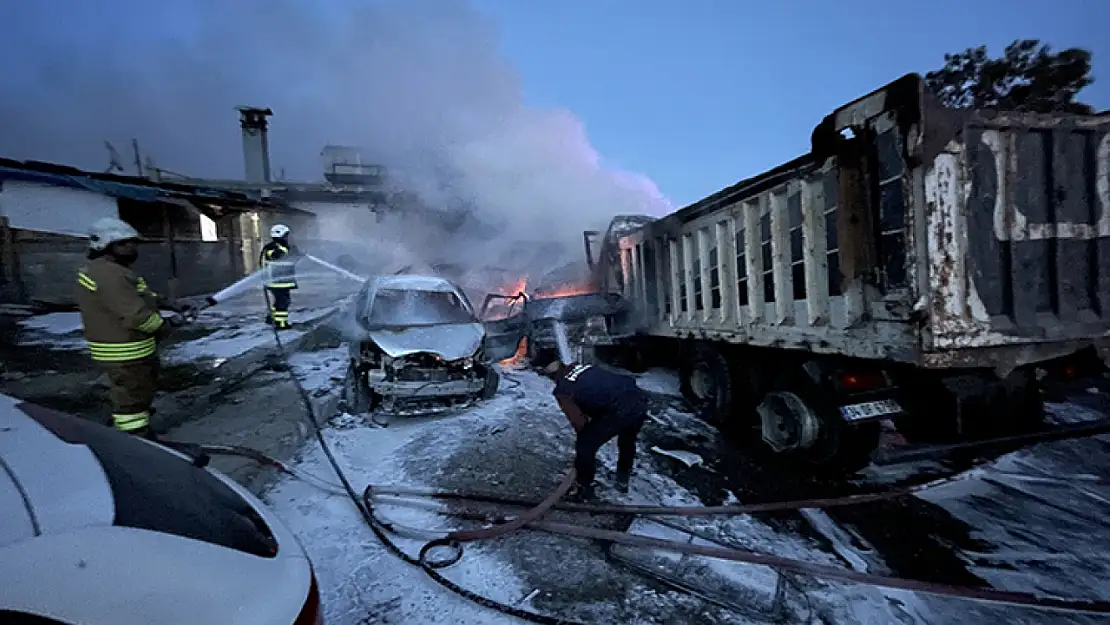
[236,106,273,183]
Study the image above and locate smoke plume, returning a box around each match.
[0,0,672,282]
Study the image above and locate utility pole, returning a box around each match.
[131,139,144,177]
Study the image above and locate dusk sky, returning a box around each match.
[472,0,1107,205]
[0,0,1103,230]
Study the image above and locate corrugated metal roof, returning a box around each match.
[0,158,309,212]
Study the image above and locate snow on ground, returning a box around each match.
[15,305,338,366]
[288,347,348,393]
[261,358,1110,625]
[18,311,83,336]
[163,307,336,364]
[636,368,683,397]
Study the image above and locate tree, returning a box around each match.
[924,39,1095,114]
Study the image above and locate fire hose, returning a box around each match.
[171,436,1110,619]
[170,279,1110,623]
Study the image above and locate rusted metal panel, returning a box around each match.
[925,116,1110,353]
[598,74,1110,367]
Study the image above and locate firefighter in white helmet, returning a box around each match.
[74,217,188,438]
[260,223,300,329]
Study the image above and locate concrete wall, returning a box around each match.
[10,229,89,305]
[0,180,306,306]
[0,181,120,237]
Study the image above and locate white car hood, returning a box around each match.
[369,323,485,361]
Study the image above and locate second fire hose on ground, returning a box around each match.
[167,440,1110,617]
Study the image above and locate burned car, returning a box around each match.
[344,275,526,414]
[479,290,639,366]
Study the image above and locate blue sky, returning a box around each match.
[471,0,1108,207]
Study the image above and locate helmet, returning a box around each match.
[270,224,290,239]
[88,217,141,251]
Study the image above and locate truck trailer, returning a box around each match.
[583,73,1110,472]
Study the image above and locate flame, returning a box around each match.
[499,337,528,367]
[499,277,528,297]
[533,280,596,299]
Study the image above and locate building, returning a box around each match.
[156,108,472,274]
[0,157,313,307]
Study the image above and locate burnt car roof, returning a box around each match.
[525,292,627,321]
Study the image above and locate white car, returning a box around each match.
[0,394,323,625]
[343,274,528,414]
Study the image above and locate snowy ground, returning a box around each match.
[13,288,345,364]
[264,359,1110,625]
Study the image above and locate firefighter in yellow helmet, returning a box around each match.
[75,218,188,439]
[260,223,300,329]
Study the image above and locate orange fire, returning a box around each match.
[533,281,597,299]
[498,277,528,297]
[499,337,529,367]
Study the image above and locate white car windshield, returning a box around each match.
[365,288,477,327]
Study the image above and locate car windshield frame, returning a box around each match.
[362,287,479,328]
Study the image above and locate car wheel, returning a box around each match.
[343,362,377,414]
[480,366,501,400]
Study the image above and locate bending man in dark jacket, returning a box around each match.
[540,358,649,500]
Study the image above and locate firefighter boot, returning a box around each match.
[566,482,596,503]
[614,471,631,495]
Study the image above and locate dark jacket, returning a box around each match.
[75,257,164,362]
[553,363,645,420]
[260,240,299,289]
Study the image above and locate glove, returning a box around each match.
[178,303,200,323]
[167,312,189,328]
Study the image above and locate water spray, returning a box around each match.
[553,321,575,364]
[197,254,367,314]
[304,254,368,283]
[202,270,266,309]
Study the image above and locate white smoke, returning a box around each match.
[0,0,672,282]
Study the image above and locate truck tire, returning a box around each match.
[679,343,734,426]
[758,369,880,473]
[480,366,501,400]
[342,361,377,415]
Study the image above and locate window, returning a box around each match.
[760,212,774,303]
[21,402,278,559]
[824,170,843,297]
[788,191,806,300]
[708,243,721,309]
[366,289,477,327]
[200,214,219,242]
[735,226,749,306]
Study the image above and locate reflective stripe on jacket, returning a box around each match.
[260,241,298,289]
[75,257,163,363]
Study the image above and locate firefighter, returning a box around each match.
[539,356,650,501]
[75,218,188,439]
[260,224,299,330]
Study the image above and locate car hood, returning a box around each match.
[368,323,485,361]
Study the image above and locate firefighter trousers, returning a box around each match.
[574,397,648,487]
[267,287,292,329]
[102,356,160,432]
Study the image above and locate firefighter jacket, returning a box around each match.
[260,240,299,289]
[75,257,164,363]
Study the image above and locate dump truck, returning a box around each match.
[583,73,1110,471]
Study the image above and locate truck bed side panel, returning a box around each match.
[925,115,1110,354]
[613,160,922,362]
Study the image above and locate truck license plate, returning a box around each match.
[839,399,902,421]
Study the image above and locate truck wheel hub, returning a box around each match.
[690,366,713,400]
[757,391,820,452]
